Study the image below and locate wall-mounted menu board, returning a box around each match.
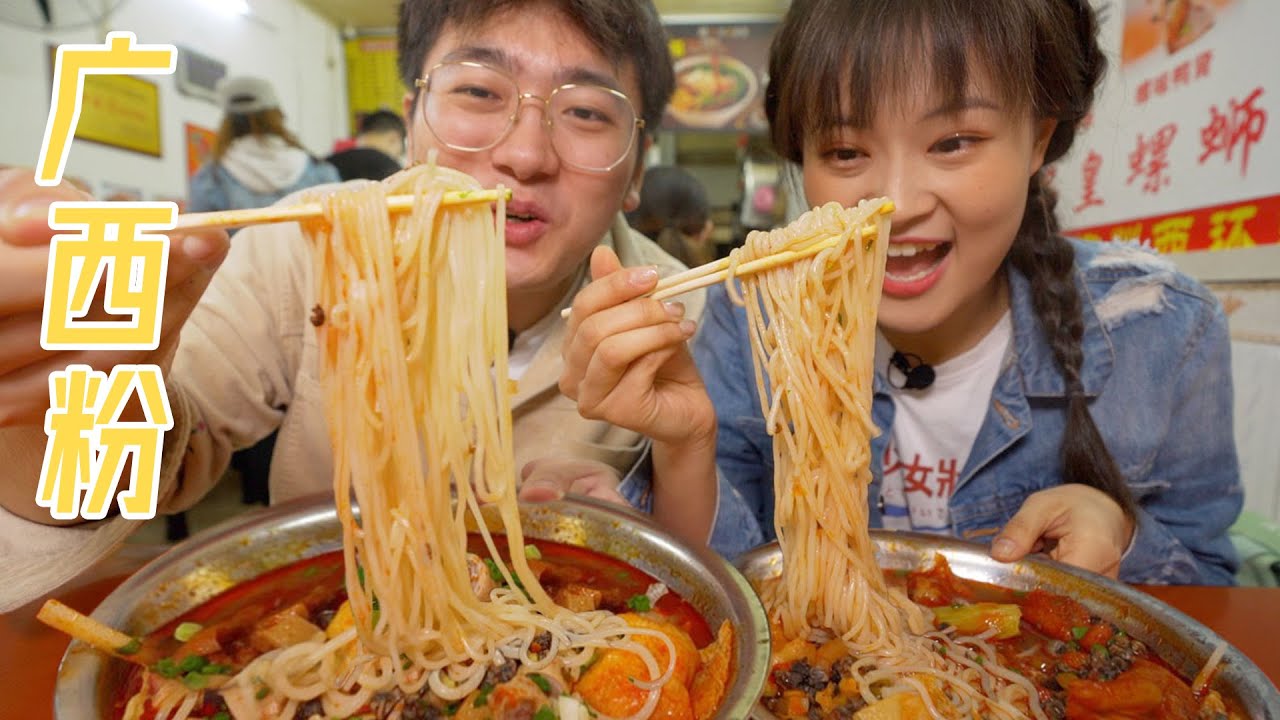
[662,16,776,133]
[344,35,406,136]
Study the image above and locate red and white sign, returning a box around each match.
[1056,0,1278,252]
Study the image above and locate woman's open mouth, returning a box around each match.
[883,241,952,298]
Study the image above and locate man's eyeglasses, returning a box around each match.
[414,61,644,173]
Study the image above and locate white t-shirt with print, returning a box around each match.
[876,311,1012,533]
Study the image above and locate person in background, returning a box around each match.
[188,76,342,516]
[561,0,1242,584]
[626,165,715,267]
[325,109,407,181]
[188,75,340,217]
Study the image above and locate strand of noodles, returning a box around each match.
[201,162,667,720]
[125,163,671,720]
[1192,640,1228,695]
[730,200,1045,720]
[313,164,548,665]
[734,201,905,640]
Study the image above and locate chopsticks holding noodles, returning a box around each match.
[562,200,893,318]
[173,187,512,233]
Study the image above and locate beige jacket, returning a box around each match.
[0,212,703,611]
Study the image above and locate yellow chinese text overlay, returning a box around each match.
[38,365,174,520]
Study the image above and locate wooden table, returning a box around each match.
[3,569,1278,716]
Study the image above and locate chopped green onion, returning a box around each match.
[255,685,270,700]
[973,654,985,666]
[212,713,231,720]
[182,671,208,690]
[474,684,495,707]
[302,565,321,578]
[115,638,142,656]
[203,663,232,675]
[528,672,553,694]
[371,594,382,630]
[357,564,366,589]
[626,594,652,612]
[485,557,506,584]
[525,544,543,560]
[152,658,180,678]
[178,654,208,673]
[1071,626,1089,641]
[173,621,203,642]
[445,702,460,716]
[534,706,558,720]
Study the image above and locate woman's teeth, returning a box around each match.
[886,242,940,257]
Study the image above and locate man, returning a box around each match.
[325,109,406,181]
[0,0,761,610]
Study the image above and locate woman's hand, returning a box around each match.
[560,245,713,446]
[991,484,1135,578]
[517,457,626,506]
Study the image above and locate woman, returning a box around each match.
[189,75,339,217]
[561,0,1241,584]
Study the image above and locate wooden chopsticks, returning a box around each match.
[562,203,891,318]
[173,188,512,233]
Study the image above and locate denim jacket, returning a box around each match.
[693,239,1242,584]
[188,159,340,217]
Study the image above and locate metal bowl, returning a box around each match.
[54,494,771,719]
[737,532,1280,720]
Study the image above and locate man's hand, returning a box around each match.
[518,457,628,506]
[0,168,230,524]
[0,168,230,428]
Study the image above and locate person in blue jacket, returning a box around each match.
[189,75,339,220]
[559,0,1242,584]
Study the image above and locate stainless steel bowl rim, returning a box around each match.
[737,532,1279,720]
[55,494,770,719]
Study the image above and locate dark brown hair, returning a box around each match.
[767,0,1134,517]
[397,0,674,134]
[627,165,711,265]
[212,108,307,160]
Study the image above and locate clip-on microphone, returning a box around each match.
[888,351,935,390]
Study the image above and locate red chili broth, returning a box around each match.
[470,534,713,647]
[111,534,712,718]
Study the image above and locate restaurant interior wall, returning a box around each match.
[1049,1,1280,524]
[0,0,348,202]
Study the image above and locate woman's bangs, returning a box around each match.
[783,0,1034,150]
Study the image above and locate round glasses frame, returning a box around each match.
[414,61,645,173]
